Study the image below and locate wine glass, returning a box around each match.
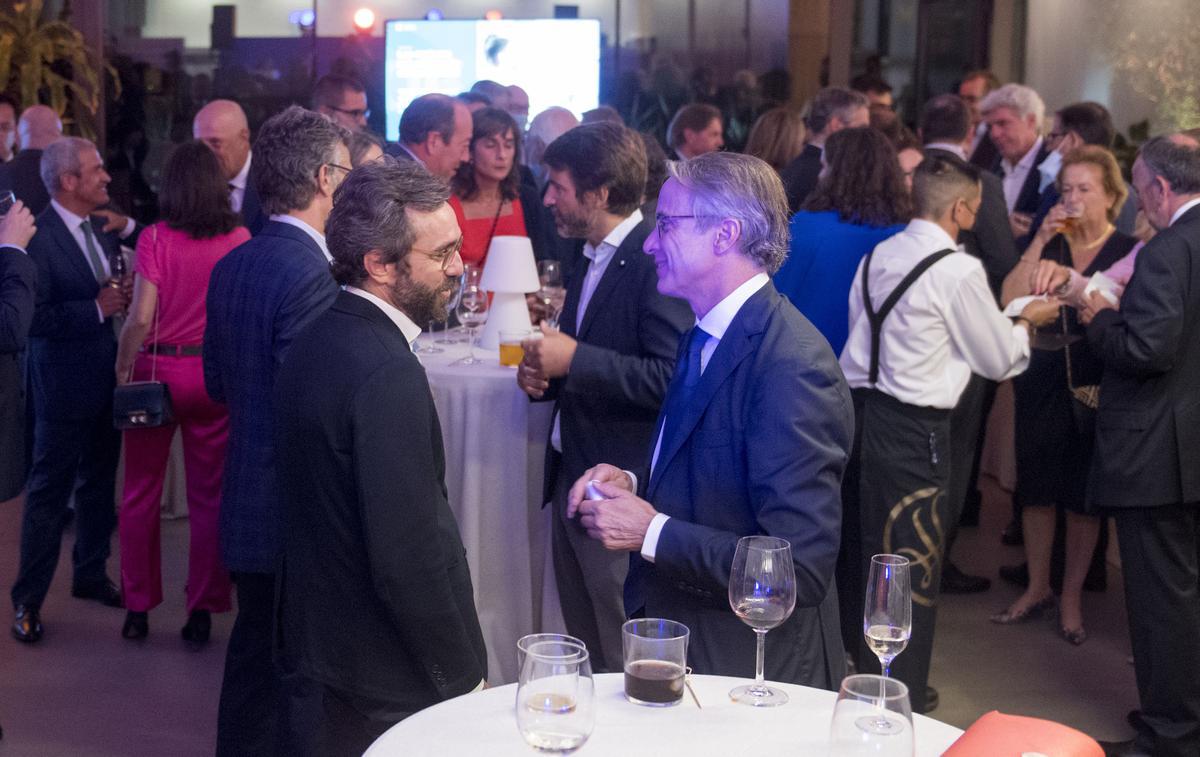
[515,640,594,754]
[861,554,912,735]
[536,260,566,329]
[517,633,585,673]
[829,674,914,757]
[454,285,489,365]
[434,273,465,348]
[728,535,797,707]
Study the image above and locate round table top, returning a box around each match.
[365,673,963,756]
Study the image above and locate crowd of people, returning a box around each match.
[0,61,1198,757]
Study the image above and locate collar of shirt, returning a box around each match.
[343,286,423,349]
[925,142,966,160]
[269,214,332,262]
[229,151,251,191]
[1037,148,1062,193]
[1170,197,1200,227]
[1002,136,1044,176]
[696,271,769,341]
[584,209,643,264]
[902,218,960,255]
[50,198,87,231]
[397,142,426,168]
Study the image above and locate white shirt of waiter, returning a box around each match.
[839,218,1031,409]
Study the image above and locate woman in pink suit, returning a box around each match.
[114,141,249,645]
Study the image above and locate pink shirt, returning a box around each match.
[135,222,250,345]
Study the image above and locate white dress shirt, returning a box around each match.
[344,286,422,350]
[51,199,137,322]
[924,142,967,160]
[1170,197,1200,227]
[549,210,643,453]
[839,219,1030,409]
[268,214,332,263]
[1000,137,1044,213]
[636,271,769,563]
[228,152,251,213]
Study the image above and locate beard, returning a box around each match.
[392,274,457,327]
[553,206,592,239]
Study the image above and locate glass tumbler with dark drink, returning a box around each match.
[621,618,689,706]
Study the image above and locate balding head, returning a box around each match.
[525,106,579,173]
[193,99,251,181]
[1168,132,1200,149]
[18,105,63,151]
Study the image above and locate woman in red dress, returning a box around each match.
[449,107,532,267]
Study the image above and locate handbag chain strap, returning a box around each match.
[149,224,160,384]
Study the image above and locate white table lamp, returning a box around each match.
[478,236,540,350]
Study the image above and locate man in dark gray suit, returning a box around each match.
[1086,134,1200,757]
[193,100,264,235]
[517,123,690,672]
[0,105,62,216]
[779,87,869,213]
[568,152,853,690]
[0,201,37,506]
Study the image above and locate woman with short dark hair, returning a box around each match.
[114,140,247,645]
[449,107,541,267]
[773,126,911,355]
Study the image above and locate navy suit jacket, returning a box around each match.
[203,220,339,573]
[993,144,1052,217]
[26,206,124,422]
[1087,204,1200,509]
[538,220,691,504]
[780,143,823,214]
[626,281,854,689]
[240,180,266,236]
[0,245,36,498]
[0,149,50,216]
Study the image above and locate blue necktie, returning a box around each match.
[656,326,711,470]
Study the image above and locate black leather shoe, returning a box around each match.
[72,578,123,608]
[941,562,992,594]
[998,562,1030,588]
[921,686,939,713]
[11,605,43,643]
[121,611,148,640]
[1001,518,1023,546]
[181,610,211,647]
[1097,739,1152,757]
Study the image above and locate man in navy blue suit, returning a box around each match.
[568,152,854,690]
[203,105,349,756]
[194,100,265,235]
[0,200,37,506]
[11,137,142,643]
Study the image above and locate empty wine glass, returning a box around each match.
[728,535,797,706]
[536,260,566,329]
[515,640,594,754]
[861,554,912,735]
[830,674,914,757]
[517,632,585,673]
[454,285,489,365]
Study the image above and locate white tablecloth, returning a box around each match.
[417,334,563,685]
[365,673,964,756]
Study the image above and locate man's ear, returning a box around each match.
[361,249,393,284]
[713,218,742,255]
[583,185,610,212]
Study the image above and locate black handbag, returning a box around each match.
[113,226,175,430]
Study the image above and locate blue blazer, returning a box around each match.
[774,210,903,355]
[26,206,125,422]
[203,220,339,573]
[0,245,36,499]
[626,281,854,690]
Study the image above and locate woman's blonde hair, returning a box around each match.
[1058,145,1128,221]
[744,107,806,173]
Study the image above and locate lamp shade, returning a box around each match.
[480,236,540,293]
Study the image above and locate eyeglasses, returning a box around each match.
[414,237,464,272]
[326,105,370,120]
[1047,130,1067,143]
[325,162,353,177]
[654,213,699,236]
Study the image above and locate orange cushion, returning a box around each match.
[943,711,1104,757]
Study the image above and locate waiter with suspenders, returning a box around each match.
[837,154,1060,713]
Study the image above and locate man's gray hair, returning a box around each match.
[40,136,94,195]
[979,83,1045,127]
[250,105,350,215]
[1138,135,1200,195]
[803,87,869,136]
[327,157,450,287]
[669,152,790,274]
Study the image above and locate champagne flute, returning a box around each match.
[861,554,912,735]
[454,285,489,365]
[536,260,565,329]
[728,535,797,707]
[515,640,594,754]
[830,674,914,757]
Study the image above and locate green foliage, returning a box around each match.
[0,0,118,139]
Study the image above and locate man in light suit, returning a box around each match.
[203,106,349,756]
[1085,135,1200,757]
[275,159,486,755]
[517,123,691,672]
[12,137,141,643]
[569,152,853,689]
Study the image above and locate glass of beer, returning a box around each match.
[499,329,529,367]
[1055,203,1083,234]
[622,618,689,706]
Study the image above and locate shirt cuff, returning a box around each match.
[471,678,486,693]
[624,469,638,494]
[119,216,137,239]
[0,244,27,255]
[640,513,671,563]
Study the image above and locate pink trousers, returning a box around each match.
[120,353,232,613]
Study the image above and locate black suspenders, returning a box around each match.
[861,248,956,385]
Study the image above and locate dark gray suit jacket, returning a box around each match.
[539,220,692,504]
[0,149,50,216]
[780,143,823,214]
[0,245,35,499]
[275,291,487,706]
[626,281,854,690]
[1087,204,1200,509]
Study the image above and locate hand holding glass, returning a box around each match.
[728,535,797,706]
[515,640,594,754]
